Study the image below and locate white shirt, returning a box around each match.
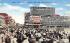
[35,33,41,37]
[62,39,69,43]
[23,38,29,43]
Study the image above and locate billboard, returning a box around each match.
[30,16,41,23]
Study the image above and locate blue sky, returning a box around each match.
[0,0,70,24]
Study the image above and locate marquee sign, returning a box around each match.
[30,16,41,23]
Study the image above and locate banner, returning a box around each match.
[30,16,41,23]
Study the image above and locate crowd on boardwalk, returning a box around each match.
[0,28,70,43]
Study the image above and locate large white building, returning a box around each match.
[24,7,70,31]
[41,15,70,31]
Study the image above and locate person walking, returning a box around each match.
[16,31,24,43]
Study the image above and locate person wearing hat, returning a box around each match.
[16,31,24,43]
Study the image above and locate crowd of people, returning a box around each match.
[0,28,70,43]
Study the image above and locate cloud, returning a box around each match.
[39,4,47,7]
[39,4,52,7]
[51,3,57,5]
[0,3,2,6]
[64,11,70,16]
[55,8,64,13]
[29,4,53,7]
[29,4,52,7]
[29,4,48,7]
[65,4,70,6]
[10,14,25,24]
[0,3,30,24]
[55,7,64,15]
[29,4,34,7]
[56,8,64,11]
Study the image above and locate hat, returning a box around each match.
[43,38,45,40]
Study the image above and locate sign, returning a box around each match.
[30,16,41,23]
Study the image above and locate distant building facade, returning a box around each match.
[24,7,70,31]
[0,13,16,28]
[30,7,55,16]
[0,13,10,28]
[41,16,70,31]
[0,15,5,28]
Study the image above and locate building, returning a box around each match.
[24,7,55,29]
[0,13,11,24]
[24,7,70,31]
[41,15,70,31]
[30,7,55,16]
[0,13,10,28]
[0,15,5,28]
[0,13,16,29]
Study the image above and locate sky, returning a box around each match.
[0,0,70,24]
